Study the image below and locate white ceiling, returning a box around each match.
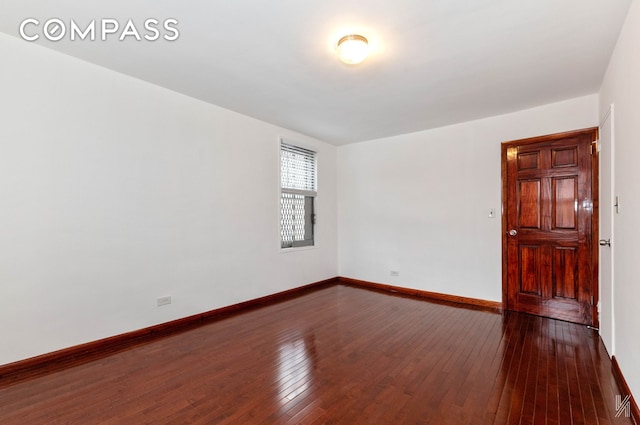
[0,0,632,145]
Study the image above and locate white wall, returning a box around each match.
[599,0,640,403]
[338,95,598,302]
[0,33,337,366]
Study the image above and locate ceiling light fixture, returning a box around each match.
[337,34,369,65]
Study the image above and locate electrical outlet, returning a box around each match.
[390,270,400,277]
[157,296,171,306]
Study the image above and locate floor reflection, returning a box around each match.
[275,328,318,410]
[487,311,615,424]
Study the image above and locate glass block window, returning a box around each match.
[280,142,316,248]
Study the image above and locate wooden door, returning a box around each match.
[502,128,598,325]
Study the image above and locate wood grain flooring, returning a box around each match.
[0,285,632,424]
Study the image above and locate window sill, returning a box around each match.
[280,245,317,253]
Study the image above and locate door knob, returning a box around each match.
[508,229,517,236]
[599,239,611,247]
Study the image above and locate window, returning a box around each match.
[280,141,317,248]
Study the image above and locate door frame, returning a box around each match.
[501,127,599,326]
[598,105,615,353]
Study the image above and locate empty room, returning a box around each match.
[1,1,639,424]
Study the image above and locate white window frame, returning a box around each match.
[279,139,317,250]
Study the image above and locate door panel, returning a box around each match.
[552,246,578,299]
[517,151,539,170]
[518,180,541,228]
[519,245,542,295]
[552,147,578,167]
[552,177,577,229]
[502,128,598,325]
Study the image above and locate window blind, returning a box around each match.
[281,143,317,196]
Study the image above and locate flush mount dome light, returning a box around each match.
[337,34,369,65]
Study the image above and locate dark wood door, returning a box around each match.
[502,128,598,325]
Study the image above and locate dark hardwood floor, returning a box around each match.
[0,285,632,424]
